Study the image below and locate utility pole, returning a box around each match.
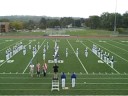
[114,0,117,34]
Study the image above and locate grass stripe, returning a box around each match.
[110,40,128,47]
[67,39,88,74]
[0,41,8,45]
[105,42,128,53]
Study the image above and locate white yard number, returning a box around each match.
[48,60,64,63]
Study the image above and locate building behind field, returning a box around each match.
[0,22,9,32]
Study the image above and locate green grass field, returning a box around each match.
[0,37,128,95]
[0,28,113,36]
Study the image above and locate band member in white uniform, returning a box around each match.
[85,47,88,57]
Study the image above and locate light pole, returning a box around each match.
[114,0,117,34]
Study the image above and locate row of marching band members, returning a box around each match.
[6,42,23,61]
[7,41,42,59]
[92,44,114,68]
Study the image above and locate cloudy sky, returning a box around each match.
[0,0,127,18]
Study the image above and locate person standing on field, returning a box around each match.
[85,47,88,57]
[76,48,79,57]
[71,72,76,87]
[42,63,48,77]
[66,48,68,57]
[53,64,59,79]
[29,62,34,77]
[36,63,41,77]
[61,72,66,88]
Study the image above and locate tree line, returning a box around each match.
[0,12,128,32]
[85,12,128,31]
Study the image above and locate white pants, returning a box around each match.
[34,50,37,55]
[30,69,34,77]
[62,79,65,88]
[33,51,35,57]
[23,50,26,55]
[85,52,88,57]
[95,50,97,55]
[107,58,109,64]
[98,52,100,58]
[54,58,57,64]
[6,54,9,61]
[29,45,31,49]
[43,54,46,60]
[104,57,106,63]
[72,78,75,87]
[110,61,114,68]
[66,52,68,57]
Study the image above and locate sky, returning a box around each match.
[0,0,127,18]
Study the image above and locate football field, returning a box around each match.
[0,37,128,95]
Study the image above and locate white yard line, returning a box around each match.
[1,77,128,80]
[81,41,120,74]
[0,88,127,91]
[88,40,128,64]
[22,39,46,74]
[67,39,88,74]
[0,82,128,85]
[0,41,7,45]
[110,40,128,47]
[0,60,9,67]
[0,83,50,84]
[0,72,128,75]
[105,42,128,53]
[70,89,128,91]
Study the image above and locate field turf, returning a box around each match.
[0,37,128,95]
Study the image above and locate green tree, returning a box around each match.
[0,18,10,22]
[74,19,81,27]
[85,18,91,27]
[39,18,47,29]
[47,19,60,28]
[24,20,36,30]
[100,12,111,29]
[10,21,24,30]
[89,16,100,29]
[60,17,74,28]
[85,16,100,29]
[100,12,122,30]
[122,12,128,28]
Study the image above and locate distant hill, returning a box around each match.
[0,15,60,22]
